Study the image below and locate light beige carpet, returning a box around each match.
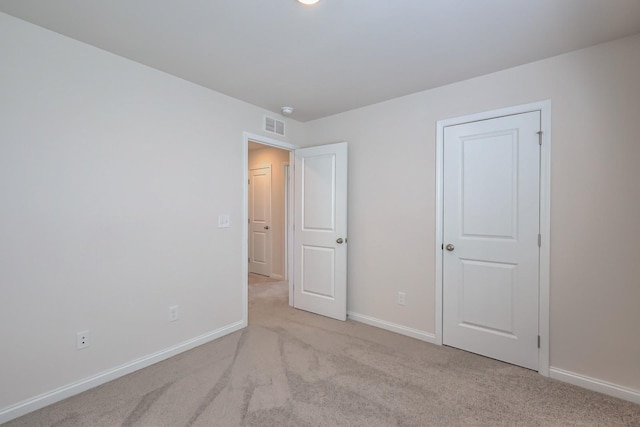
[248,273,281,284]
[5,278,640,426]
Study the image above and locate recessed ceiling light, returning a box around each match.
[298,0,320,5]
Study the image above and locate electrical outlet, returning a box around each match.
[76,331,90,350]
[397,292,406,306]
[169,305,179,322]
[218,214,230,228]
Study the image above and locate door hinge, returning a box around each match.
[537,131,543,146]
[537,335,541,348]
[538,234,541,247]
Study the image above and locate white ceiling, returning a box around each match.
[2,1,640,122]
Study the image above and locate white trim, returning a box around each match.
[287,152,295,306]
[244,132,298,151]
[435,121,444,346]
[538,103,552,377]
[0,320,245,424]
[434,100,551,375]
[281,161,290,283]
[243,135,249,326]
[283,164,289,280]
[347,312,438,344]
[549,367,640,405]
[242,132,298,315]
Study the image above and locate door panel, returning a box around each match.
[252,233,267,263]
[294,142,347,321]
[302,154,336,231]
[443,112,540,370]
[461,131,517,238]
[249,166,272,276]
[301,246,335,297]
[459,259,516,335]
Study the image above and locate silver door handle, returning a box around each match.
[336,238,344,244]
[264,226,269,230]
[446,244,455,251]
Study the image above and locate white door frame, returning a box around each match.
[283,163,290,284]
[434,100,551,376]
[242,132,298,326]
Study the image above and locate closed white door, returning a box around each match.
[293,142,348,321]
[249,166,272,276]
[443,111,540,370]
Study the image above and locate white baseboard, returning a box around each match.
[0,320,246,424]
[347,312,437,344]
[549,367,640,405]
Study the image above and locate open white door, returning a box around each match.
[293,142,348,321]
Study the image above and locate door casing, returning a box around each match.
[435,101,551,376]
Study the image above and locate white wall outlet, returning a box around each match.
[169,305,179,322]
[397,292,406,306]
[218,214,230,228]
[76,331,90,350]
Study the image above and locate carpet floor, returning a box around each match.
[5,276,640,426]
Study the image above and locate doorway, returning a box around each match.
[242,134,297,326]
[248,144,290,279]
[242,133,349,325]
[435,101,551,375]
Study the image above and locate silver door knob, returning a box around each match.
[336,238,344,244]
[264,226,269,230]
[446,244,455,251]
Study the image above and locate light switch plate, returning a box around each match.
[218,214,230,228]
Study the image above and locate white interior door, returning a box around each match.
[293,142,348,321]
[443,111,540,370]
[249,166,272,276]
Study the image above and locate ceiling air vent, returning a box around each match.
[264,116,285,136]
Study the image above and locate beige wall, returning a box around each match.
[248,145,291,279]
[305,34,640,391]
[0,12,305,414]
